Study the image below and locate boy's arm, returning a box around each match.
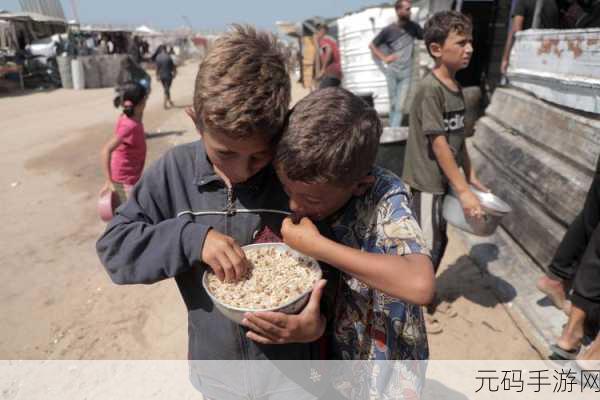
[369,28,397,64]
[460,145,490,193]
[282,217,434,305]
[96,153,211,285]
[431,135,483,216]
[369,42,397,64]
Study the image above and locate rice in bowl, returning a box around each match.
[205,244,321,311]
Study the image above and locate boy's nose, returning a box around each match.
[289,198,304,214]
[235,160,256,181]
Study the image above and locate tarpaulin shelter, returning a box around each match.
[0,11,66,50]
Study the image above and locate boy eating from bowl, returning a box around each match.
[242,87,435,365]
[97,25,330,399]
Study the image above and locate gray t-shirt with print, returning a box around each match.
[371,20,423,67]
[402,73,467,194]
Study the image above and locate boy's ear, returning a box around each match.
[352,175,375,196]
[429,42,443,59]
[185,107,203,137]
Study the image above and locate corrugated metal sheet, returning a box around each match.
[507,28,600,114]
[0,11,66,24]
[19,0,65,21]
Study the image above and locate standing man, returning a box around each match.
[501,0,560,75]
[314,22,343,89]
[155,45,177,109]
[369,0,423,127]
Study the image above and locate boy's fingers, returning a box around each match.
[251,312,288,329]
[210,261,225,282]
[242,317,282,342]
[244,314,286,337]
[246,330,277,345]
[225,247,247,281]
[231,242,249,270]
[300,217,312,226]
[305,279,327,313]
[216,253,235,282]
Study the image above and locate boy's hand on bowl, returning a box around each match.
[201,229,249,282]
[458,189,484,218]
[242,279,327,344]
[468,175,491,193]
[281,217,322,257]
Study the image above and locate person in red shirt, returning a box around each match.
[314,22,342,89]
[100,82,148,204]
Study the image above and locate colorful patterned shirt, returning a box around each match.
[330,167,430,361]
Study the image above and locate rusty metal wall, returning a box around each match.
[507,28,600,114]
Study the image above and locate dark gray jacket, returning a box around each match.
[96,140,320,360]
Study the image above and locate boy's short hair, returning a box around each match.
[275,88,382,186]
[193,25,291,140]
[395,0,410,8]
[424,11,472,57]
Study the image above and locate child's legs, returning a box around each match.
[161,77,172,99]
[431,194,448,274]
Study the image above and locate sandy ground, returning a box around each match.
[0,61,539,361]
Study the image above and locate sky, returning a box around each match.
[2,0,395,32]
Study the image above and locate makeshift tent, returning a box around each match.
[0,11,67,50]
[135,25,161,36]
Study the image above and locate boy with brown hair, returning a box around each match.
[97,24,328,397]
[402,11,489,276]
[243,87,434,359]
[242,87,434,396]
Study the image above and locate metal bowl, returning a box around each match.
[442,187,512,237]
[202,243,322,325]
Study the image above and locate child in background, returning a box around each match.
[100,82,148,204]
[402,11,488,275]
[402,10,489,332]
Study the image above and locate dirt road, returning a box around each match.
[0,61,539,360]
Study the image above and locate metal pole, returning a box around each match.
[69,0,80,23]
[532,0,543,29]
[455,0,464,12]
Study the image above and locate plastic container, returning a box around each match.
[71,58,85,90]
[97,190,120,222]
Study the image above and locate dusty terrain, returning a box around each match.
[0,61,540,360]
